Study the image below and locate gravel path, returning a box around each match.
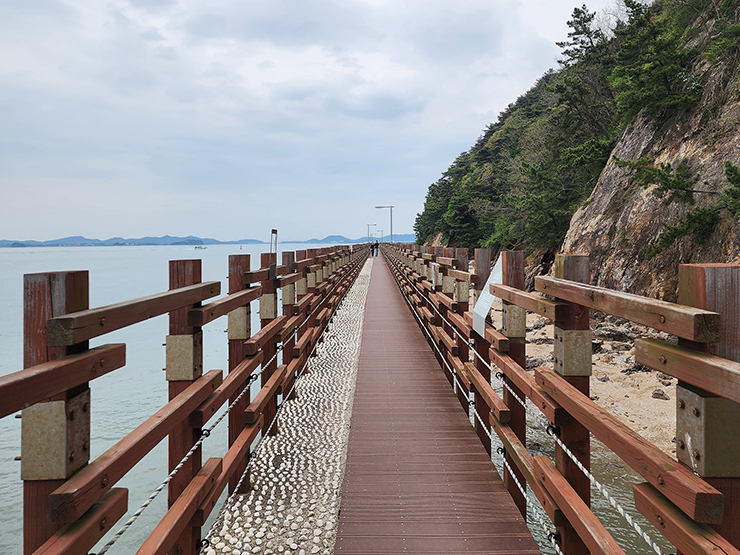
[204,258,372,555]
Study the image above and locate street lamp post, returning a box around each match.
[367,223,376,243]
[375,205,394,243]
[377,230,383,242]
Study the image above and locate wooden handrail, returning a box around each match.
[46,282,221,346]
[535,456,627,555]
[49,370,222,524]
[0,344,125,419]
[633,483,740,555]
[34,489,128,555]
[187,286,262,327]
[536,367,724,523]
[491,283,570,321]
[137,458,222,555]
[636,338,740,405]
[535,276,720,342]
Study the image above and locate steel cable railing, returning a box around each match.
[383,247,666,555]
[96,252,367,554]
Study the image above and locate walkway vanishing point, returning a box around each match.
[6,242,740,555]
[336,255,537,553]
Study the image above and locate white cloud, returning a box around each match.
[1,0,617,241]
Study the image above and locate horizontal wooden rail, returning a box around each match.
[489,350,569,426]
[463,312,509,351]
[535,276,720,342]
[190,417,263,527]
[49,370,222,524]
[244,316,287,356]
[633,483,740,555]
[491,415,561,525]
[244,366,285,424]
[0,344,125,419]
[491,284,569,321]
[137,457,222,555]
[34,488,128,555]
[46,282,221,346]
[190,354,262,428]
[187,286,262,327]
[536,367,724,523]
[466,363,510,423]
[535,456,626,555]
[635,338,740,405]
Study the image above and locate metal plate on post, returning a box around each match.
[502,303,526,338]
[677,383,740,477]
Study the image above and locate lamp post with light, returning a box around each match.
[375,205,394,243]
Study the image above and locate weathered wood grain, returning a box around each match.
[633,483,740,555]
[49,370,222,524]
[491,284,570,321]
[0,344,125,419]
[46,282,220,347]
[187,286,261,327]
[34,488,128,555]
[635,338,740,405]
[534,456,626,555]
[535,276,720,342]
[137,458,222,555]
[536,367,724,523]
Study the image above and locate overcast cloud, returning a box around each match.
[0,0,618,242]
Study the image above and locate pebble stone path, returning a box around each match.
[203,258,373,555]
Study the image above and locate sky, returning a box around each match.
[0,0,620,242]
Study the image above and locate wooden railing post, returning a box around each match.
[470,249,492,456]
[22,271,90,554]
[281,252,297,400]
[228,254,251,493]
[259,252,278,436]
[501,251,527,518]
[678,263,740,549]
[553,254,591,555]
[167,259,204,555]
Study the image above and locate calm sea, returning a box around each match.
[0,243,336,554]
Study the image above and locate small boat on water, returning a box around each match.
[194,245,207,250]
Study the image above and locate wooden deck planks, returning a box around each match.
[335,257,540,554]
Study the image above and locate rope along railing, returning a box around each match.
[2,243,369,555]
[384,247,664,555]
[381,244,737,555]
[384,249,571,553]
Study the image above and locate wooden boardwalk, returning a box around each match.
[335,256,540,554]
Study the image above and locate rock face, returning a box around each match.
[562,62,740,300]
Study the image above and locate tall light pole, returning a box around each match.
[367,223,376,243]
[375,205,394,243]
[377,230,383,242]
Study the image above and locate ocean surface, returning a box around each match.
[0,243,335,554]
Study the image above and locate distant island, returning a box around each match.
[0,234,416,248]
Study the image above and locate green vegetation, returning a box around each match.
[644,161,740,258]
[414,0,740,253]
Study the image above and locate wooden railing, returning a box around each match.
[0,244,369,555]
[383,243,740,555]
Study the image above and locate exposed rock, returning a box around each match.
[652,388,670,401]
[561,58,740,298]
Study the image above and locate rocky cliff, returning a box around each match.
[562,57,740,301]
